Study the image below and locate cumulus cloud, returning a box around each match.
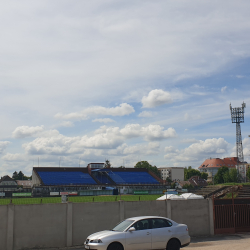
[164,138,230,163]
[138,111,153,118]
[2,153,26,162]
[108,142,160,156]
[142,89,173,108]
[0,141,11,154]
[55,103,135,121]
[22,133,78,155]
[92,118,115,123]
[120,124,177,141]
[22,123,176,155]
[12,126,45,138]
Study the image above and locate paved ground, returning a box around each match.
[186,233,250,249]
[32,233,250,250]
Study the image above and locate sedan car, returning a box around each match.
[84,216,190,250]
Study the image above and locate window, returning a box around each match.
[151,218,172,229]
[132,219,151,231]
[112,219,135,232]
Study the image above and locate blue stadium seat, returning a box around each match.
[107,171,159,184]
[37,171,97,185]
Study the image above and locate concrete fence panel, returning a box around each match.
[13,203,67,250]
[124,200,167,218]
[0,205,8,250]
[72,202,120,246]
[170,199,211,236]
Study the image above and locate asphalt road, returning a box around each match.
[33,233,250,250]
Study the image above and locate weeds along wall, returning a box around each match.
[2,199,214,250]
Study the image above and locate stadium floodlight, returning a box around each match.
[229,102,246,162]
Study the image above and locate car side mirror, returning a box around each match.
[128,227,135,232]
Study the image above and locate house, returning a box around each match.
[0,175,18,196]
[198,157,238,181]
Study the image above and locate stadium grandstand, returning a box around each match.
[32,165,167,197]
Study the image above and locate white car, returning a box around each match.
[84,216,190,250]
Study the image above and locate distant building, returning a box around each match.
[87,163,105,169]
[198,157,238,181]
[16,180,32,189]
[158,167,184,181]
[0,176,18,197]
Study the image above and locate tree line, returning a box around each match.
[12,171,32,180]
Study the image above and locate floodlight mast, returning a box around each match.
[229,102,246,163]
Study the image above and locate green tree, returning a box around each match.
[104,159,111,168]
[166,177,172,183]
[201,172,208,180]
[12,171,18,180]
[18,171,25,180]
[214,166,229,184]
[184,166,201,180]
[229,168,238,183]
[223,171,231,183]
[134,161,161,178]
[246,168,250,181]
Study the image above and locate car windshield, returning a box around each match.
[112,220,135,232]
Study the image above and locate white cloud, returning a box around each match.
[12,126,45,139]
[164,138,230,163]
[92,118,115,123]
[221,86,227,93]
[55,103,135,121]
[142,89,173,108]
[21,123,176,155]
[120,124,177,141]
[108,142,160,156]
[138,111,153,118]
[2,153,26,162]
[0,141,11,154]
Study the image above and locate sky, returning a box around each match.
[1,0,250,177]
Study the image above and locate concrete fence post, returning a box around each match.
[166,200,171,219]
[208,198,214,235]
[7,204,14,250]
[119,201,124,221]
[66,202,73,247]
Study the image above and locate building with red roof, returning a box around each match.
[198,157,238,181]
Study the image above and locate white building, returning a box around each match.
[158,167,184,181]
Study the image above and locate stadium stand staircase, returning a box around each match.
[192,185,228,198]
[92,171,116,185]
[237,185,250,198]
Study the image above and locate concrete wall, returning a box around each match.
[2,199,214,250]
[171,199,212,236]
[13,204,67,250]
[0,205,8,250]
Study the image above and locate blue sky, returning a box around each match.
[0,0,250,177]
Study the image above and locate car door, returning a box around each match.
[151,218,173,249]
[125,219,152,250]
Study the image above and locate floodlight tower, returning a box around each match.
[229,102,246,162]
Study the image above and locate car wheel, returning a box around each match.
[107,243,123,250]
[166,239,180,250]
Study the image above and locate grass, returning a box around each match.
[223,192,238,199]
[0,194,162,206]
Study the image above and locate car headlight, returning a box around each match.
[90,239,102,243]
